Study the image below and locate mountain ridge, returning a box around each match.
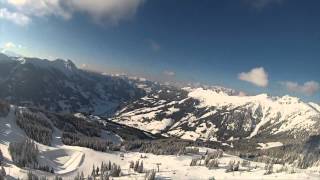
[0,53,145,115]
[112,84,320,144]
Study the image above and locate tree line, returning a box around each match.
[9,139,39,168]
[15,109,53,145]
[62,132,120,152]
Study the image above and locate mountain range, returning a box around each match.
[1,52,320,147]
[0,53,144,116]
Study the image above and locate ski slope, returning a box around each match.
[1,106,320,179]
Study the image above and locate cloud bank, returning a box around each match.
[3,0,145,25]
[0,8,31,26]
[238,67,269,87]
[281,81,319,96]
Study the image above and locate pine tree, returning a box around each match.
[54,176,63,180]
[80,171,85,180]
[190,158,199,166]
[108,161,112,171]
[96,166,100,175]
[92,165,96,177]
[100,171,104,180]
[134,160,140,172]
[145,170,156,180]
[138,161,144,173]
[0,167,6,178]
[226,160,235,173]
[129,161,134,169]
[0,150,3,165]
[233,161,240,171]
[100,162,105,178]
[264,162,273,175]
[105,174,110,180]
[100,162,104,173]
[110,163,121,177]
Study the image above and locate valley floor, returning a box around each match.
[1,106,320,180]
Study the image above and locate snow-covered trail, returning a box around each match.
[0,106,85,178]
[38,122,85,176]
[0,106,30,178]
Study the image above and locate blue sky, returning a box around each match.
[0,0,319,102]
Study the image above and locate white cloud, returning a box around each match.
[65,0,145,24]
[4,0,145,25]
[4,42,16,48]
[238,67,269,87]
[0,8,31,26]
[163,70,175,76]
[7,0,71,19]
[281,81,319,96]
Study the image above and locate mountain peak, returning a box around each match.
[19,57,79,76]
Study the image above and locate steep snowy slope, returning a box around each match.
[187,88,320,138]
[112,85,320,143]
[0,104,152,178]
[0,53,144,115]
[1,105,319,180]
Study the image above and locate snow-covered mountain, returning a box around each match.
[1,52,320,147]
[0,53,144,115]
[2,103,318,179]
[112,83,320,144]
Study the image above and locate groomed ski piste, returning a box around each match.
[1,106,320,180]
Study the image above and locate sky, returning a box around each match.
[0,0,319,103]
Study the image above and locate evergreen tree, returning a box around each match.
[100,162,105,178]
[54,176,63,180]
[233,161,240,171]
[129,161,134,169]
[92,165,96,177]
[110,163,121,177]
[15,110,53,145]
[100,171,104,180]
[80,171,85,180]
[145,170,156,180]
[264,162,274,175]
[108,161,112,171]
[0,150,3,165]
[190,158,200,166]
[138,161,144,173]
[0,167,6,179]
[225,160,235,173]
[96,166,100,175]
[9,139,40,168]
[134,160,140,172]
